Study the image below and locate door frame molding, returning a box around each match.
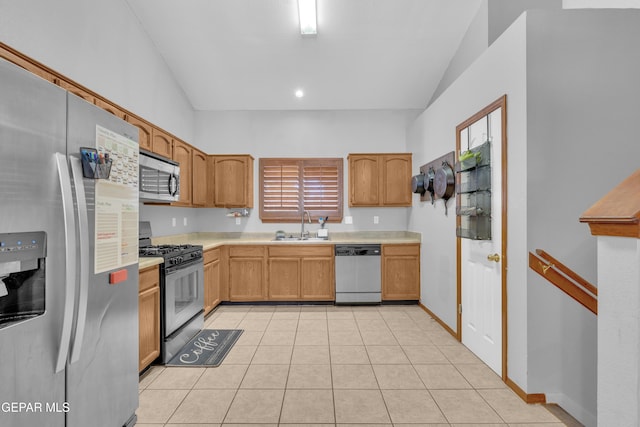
[455,95,508,380]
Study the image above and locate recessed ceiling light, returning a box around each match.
[295,89,304,98]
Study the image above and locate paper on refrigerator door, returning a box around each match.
[94,125,139,274]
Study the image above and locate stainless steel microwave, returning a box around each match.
[139,149,180,202]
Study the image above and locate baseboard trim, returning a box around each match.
[418,303,548,406]
[418,302,457,339]
[506,377,547,404]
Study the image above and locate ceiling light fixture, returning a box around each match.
[298,0,317,35]
[295,89,304,98]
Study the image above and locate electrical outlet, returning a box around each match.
[373,215,379,224]
[235,217,241,225]
[344,216,353,224]
[172,217,176,227]
[183,217,187,226]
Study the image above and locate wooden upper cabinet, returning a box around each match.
[172,139,192,207]
[381,154,412,206]
[126,115,153,151]
[212,155,254,208]
[192,148,207,207]
[349,154,380,206]
[349,153,412,207]
[57,78,95,104]
[151,127,173,159]
[94,97,126,120]
[0,47,56,83]
[206,156,216,207]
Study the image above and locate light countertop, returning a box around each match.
[151,231,421,252]
[138,231,421,267]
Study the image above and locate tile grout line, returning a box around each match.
[219,307,252,425]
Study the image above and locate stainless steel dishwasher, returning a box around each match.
[335,244,381,304]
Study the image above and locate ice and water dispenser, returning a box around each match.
[0,231,46,329]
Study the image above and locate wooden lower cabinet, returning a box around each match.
[267,245,334,301]
[139,265,160,372]
[301,257,334,300]
[382,244,420,300]
[228,246,266,301]
[204,248,221,315]
[268,258,300,300]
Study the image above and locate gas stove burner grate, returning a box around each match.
[139,244,202,258]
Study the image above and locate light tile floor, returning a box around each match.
[137,304,577,426]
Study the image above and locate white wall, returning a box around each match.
[524,10,640,425]
[0,0,200,237]
[597,236,640,427]
[428,1,488,105]
[410,8,640,426]
[186,109,419,235]
[407,13,529,387]
[0,0,195,142]
[564,0,640,7]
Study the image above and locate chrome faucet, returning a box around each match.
[301,210,311,239]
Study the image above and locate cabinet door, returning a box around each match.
[94,98,126,120]
[0,48,56,83]
[172,140,192,206]
[213,156,253,208]
[381,154,412,206]
[127,115,153,151]
[301,257,334,300]
[192,148,208,207]
[382,244,420,300]
[204,259,221,315]
[268,258,300,300]
[151,127,173,159]
[229,258,265,301]
[58,78,95,103]
[349,155,380,206]
[205,155,217,207]
[138,286,160,371]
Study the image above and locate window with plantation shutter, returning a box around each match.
[260,158,343,223]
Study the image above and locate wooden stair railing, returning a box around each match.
[529,249,598,315]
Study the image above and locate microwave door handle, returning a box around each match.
[54,153,77,373]
[69,156,89,364]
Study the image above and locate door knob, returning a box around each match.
[487,253,501,262]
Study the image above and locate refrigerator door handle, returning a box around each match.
[55,153,77,373]
[69,156,89,364]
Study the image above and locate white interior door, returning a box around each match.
[461,108,503,375]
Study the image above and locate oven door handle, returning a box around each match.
[164,257,203,275]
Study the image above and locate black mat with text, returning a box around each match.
[167,329,243,367]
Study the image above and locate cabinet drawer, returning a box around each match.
[204,247,220,264]
[139,266,159,293]
[382,244,420,256]
[269,245,333,258]
[229,245,265,258]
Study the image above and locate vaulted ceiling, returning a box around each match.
[126,0,482,111]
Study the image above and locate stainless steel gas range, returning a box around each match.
[139,222,204,364]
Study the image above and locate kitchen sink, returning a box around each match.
[272,236,330,242]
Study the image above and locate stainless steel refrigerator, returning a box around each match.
[0,58,139,427]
